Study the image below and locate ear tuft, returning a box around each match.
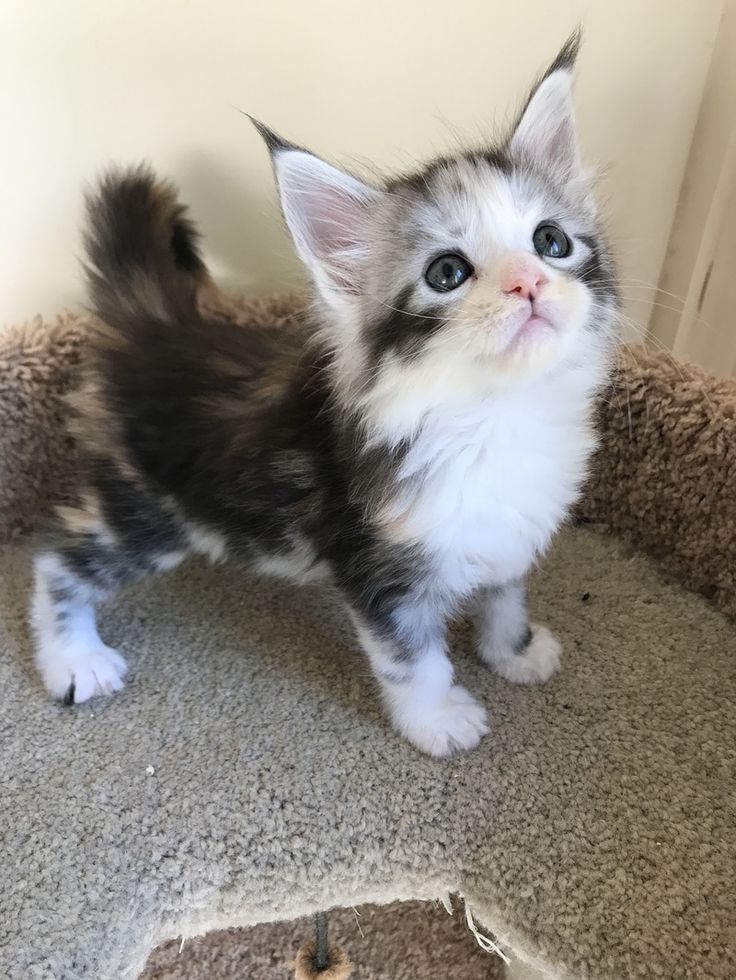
[542,26,581,78]
[243,113,298,154]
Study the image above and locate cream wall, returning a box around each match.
[2,0,723,331]
[649,0,736,374]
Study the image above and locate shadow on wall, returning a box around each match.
[179,148,306,295]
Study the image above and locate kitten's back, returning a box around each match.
[77,168,313,519]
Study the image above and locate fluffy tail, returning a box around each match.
[83,165,208,330]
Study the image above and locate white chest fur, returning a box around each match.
[381,365,599,596]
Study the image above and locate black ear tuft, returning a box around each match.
[543,27,582,80]
[239,111,300,155]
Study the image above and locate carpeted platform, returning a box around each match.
[2,300,735,979]
[2,526,735,979]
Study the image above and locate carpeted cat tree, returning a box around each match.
[1,295,734,980]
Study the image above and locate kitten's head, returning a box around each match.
[256,32,618,422]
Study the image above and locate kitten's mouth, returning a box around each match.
[507,309,555,348]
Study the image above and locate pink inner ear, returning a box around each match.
[509,70,579,176]
[303,190,366,293]
[546,118,576,170]
[276,150,378,295]
[308,187,363,254]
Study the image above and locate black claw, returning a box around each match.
[63,680,76,706]
[514,625,534,655]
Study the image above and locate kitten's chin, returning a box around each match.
[489,325,577,384]
[489,299,591,378]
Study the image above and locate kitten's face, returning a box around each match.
[358,152,612,386]
[261,34,618,412]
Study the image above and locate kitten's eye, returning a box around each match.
[533,223,572,259]
[424,253,473,292]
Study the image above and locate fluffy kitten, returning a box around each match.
[31,33,619,756]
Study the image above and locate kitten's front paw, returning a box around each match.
[40,644,128,704]
[395,685,490,757]
[490,624,561,685]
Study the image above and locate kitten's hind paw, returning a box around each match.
[492,624,561,685]
[41,644,128,704]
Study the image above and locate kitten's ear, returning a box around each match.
[509,31,582,177]
[251,117,383,302]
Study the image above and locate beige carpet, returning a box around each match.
[3,527,735,979]
[142,900,505,979]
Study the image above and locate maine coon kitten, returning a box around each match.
[31,33,619,756]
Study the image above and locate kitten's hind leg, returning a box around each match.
[474,581,561,685]
[31,491,190,703]
[31,549,129,704]
[351,609,489,757]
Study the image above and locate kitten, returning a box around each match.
[31,32,619,756]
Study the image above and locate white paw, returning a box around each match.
[394,685,490,758]
[39,644,128,704]
[493,624,561,685]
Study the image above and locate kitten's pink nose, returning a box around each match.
[501,264,548,301]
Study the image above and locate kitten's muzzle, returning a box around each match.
[504,295,556,348]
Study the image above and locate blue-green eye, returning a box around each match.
[425,253,473,292]
[533,223,572,259]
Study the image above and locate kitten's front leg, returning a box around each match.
[475,581,561,685]
[351,609,489,757]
